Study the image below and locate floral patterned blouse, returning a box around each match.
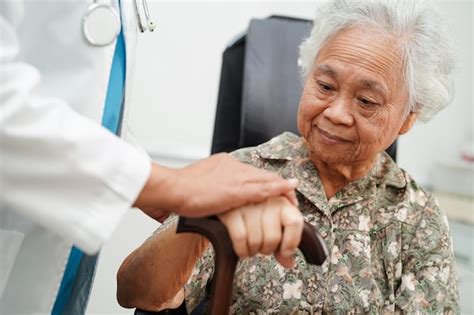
[164,132,459,314]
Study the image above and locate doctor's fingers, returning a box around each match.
[140,207,170,223]
[237,177,299,207]
[275,201,304,268]
[218,209,250,258]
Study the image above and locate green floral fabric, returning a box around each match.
[182,132,459,314]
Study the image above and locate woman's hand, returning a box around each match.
[218,196,304,268]
[117,197,303,311]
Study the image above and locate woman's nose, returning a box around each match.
[323,97,354,126]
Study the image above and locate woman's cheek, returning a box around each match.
[297,106,311,137]
[303,113,314,138]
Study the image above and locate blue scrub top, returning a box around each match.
[52,8,126,315]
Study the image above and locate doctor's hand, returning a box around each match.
[133,153,298,220]
[218,196,304,268]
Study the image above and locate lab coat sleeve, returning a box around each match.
[0,15,152,255]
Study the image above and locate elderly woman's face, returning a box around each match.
[298,27,416,166]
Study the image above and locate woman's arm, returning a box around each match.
[116,218,209,311]
[116,196,304,311]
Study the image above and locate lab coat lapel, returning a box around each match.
[119,0,138,140]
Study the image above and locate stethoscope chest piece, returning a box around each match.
[83,2,121,46]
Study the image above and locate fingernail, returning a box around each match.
[288,178,298,186]
[281,249,294,258]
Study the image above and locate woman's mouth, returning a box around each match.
[315,126,352,144]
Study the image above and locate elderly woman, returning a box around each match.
[117,0,460,313]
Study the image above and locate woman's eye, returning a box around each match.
[317,82,333,92]
[358,98,379,108]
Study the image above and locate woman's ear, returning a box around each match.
[399,111,418,135]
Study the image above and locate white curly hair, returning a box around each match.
[298,0,455,122]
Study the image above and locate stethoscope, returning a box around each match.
[83,0,155,46]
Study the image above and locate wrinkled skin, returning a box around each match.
[297,26,417,197]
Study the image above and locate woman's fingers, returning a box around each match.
[277,202,304,266]
[219,196,304,268]
[283,190,299,207]
[242,204,263,256]
[260,201,283,255]
[274,251,295,269]
[218,209,250,258]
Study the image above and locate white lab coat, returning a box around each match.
[0,0,151,313]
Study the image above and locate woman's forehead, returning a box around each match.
[315,26,405,88]
[314,63,389,95]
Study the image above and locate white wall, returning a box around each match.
[127,1,319,161]
[397,0,473,187]
[87,1,473,314]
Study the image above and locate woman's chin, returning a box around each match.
[310,147,355,165]
[306,139,355,164]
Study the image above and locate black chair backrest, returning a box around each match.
[211,15,397,161]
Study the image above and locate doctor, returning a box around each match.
[0,1,300,314]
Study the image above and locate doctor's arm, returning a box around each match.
[133,155,299,219]
[0,13,297,255]
[0,14,152,255]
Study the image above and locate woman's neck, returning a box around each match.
[311,157,374,199]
